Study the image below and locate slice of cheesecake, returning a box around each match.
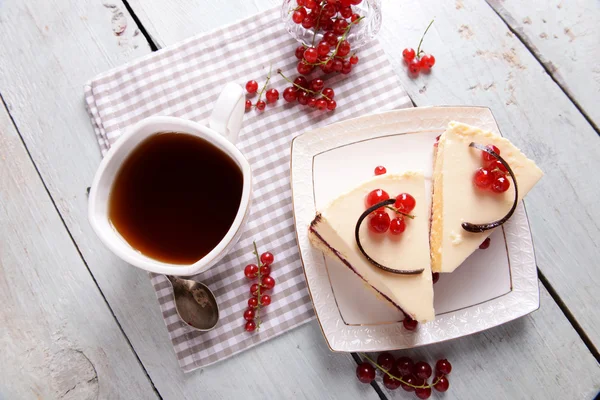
[431,121,543,273]
[309,172,434,322]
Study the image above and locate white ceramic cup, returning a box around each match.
[88,83,251,276]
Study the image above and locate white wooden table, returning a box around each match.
[1,1,599,398]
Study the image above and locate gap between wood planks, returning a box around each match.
[0,94,163,400]
[484,0,600,136]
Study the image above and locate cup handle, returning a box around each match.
[209,83,245,144]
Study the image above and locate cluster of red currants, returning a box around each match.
[243,242,277,332]
[356,353,452,399]
[403,20,436,75]
[291,0,362,76]
[280,72,337,110]
[473,144,510,193]
[245,74,279,112]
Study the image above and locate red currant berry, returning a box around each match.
[342,63,353,75]
[396,357,414,376]
[326,99,337,111]
[310,78,324,92]
[302,16,314,29]
[400,375,416,392]
[402,48,416,62]
[297,91,310,105]
[323,4,336,18]
[436,359,452,375]
[408,59,421,74]
[265,88,279,104]
[403,317,418,331]
[250,283,260,296]
[260,264,271,276]
[389,217,406,235]
[488,159,508,173]
[420,54,436,69]
[245,80,258,93]
[324,31,338,46]
[322,60,335,73]
[317,41,330,56]
[245,320,256,332]
[283,87,298,103]
[394,193,416,213]
[256,100,266,111]
[433,375,449,392]
[316,99,327,110]
[243,308,255,321]
[297,0,305,5]
[248,297,258,308]
[297,61,313,75]
[333,59,343,72]
[415,386,432,399]
[383,371,402,390]
[245,100,252,112]
[306,0,317,9]
[322,87,335,99]
[307,97,317,108]
[432,272,440,284]
[303,47,319,63]
[261,275,276,290]
[374,165,386,175]
[356,362,376,384]
[260,294,272,306]
[292,8,307,24]
[483,144,500,163]
[369,210,391,233]
[339,6,352,18]
[414,361,432,380]
[333,19,349,34]
[337,40,351,57]
[350,0,362,4]
[350,55,359,64]
[474,167,493,189]
[351,13,360,23]
[365,188,390,208]
[491,176,510,193]
[377,352,395,371]
[479,237,491,249]
[260,252,274,266]
[244,264,258,279]
[340,0,352,7]
[294,76,309,89]
[295,45,306,60]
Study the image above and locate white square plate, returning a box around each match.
[291,107,539,352]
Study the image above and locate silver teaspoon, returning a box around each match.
[165,275,220,331]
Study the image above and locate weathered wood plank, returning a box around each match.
[0,1,381,398]
[378,286,600,399]
[0,102,157,399]
[486,0,600,130]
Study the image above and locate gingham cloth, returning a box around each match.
[84,6,412,372]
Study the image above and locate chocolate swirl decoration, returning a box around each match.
[461,142,519,233]
[355,199,425,275]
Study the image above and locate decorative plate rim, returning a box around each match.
[290,106,540,352]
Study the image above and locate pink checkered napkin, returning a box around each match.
[84,6,412,372]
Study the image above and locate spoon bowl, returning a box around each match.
[166,275,220,331]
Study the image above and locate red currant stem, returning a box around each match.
[415,19,435,59]
[276,70,332,101]
[288,5,302,14]
[252,241,263,329]
[359,353,442,389]
[255,65,273,107]
[384,206,415,219]
[311,1,327,46]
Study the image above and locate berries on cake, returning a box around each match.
[308,172,434,323]
[431,121,543,273]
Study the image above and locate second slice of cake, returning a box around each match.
[309,172,434,322]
